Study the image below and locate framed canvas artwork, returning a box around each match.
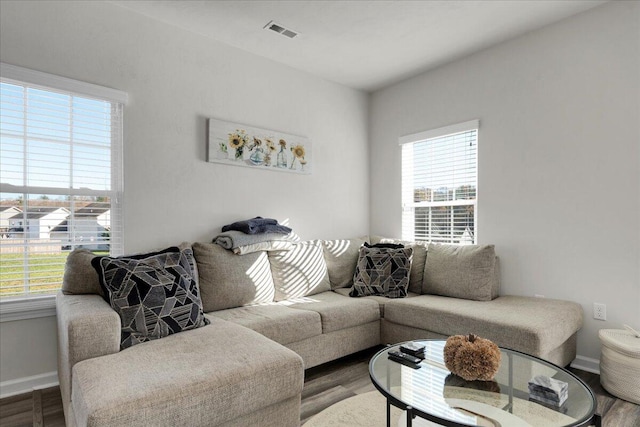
[207,118,311,174]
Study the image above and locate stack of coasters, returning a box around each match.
[400,342,426,359]
[528,375,568,407]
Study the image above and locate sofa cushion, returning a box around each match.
[333,287,419,317]
[379,239,428,294]
[71,319,304,427]
[207,304,322,345]
[91,246,209,349]
[350,245,412,298]
[423,243,498,301]
[192,242,275,312]
[384,295,583,357]
[268,241,331,301]
[321,237,366,289]
[282,291,380,333]
[62,249,103,296]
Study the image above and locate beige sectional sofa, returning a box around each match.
[56,237,583,427]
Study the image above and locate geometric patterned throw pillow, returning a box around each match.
[349,244,413,298]
[91,246,209,349]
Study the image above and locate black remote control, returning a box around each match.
[400,342,426,359]
[388,350,422,365]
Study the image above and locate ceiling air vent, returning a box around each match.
[264,20,299,39]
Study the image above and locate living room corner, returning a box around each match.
[0,1,639,426]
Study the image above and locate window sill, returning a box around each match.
[0,295,57,322]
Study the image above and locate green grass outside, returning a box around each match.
[0,252,69,296]
[0,251,107,297]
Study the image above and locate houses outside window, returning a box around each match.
[0,63,126,318]
[400,120,478,244]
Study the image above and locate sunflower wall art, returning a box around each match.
[207,118,311,174]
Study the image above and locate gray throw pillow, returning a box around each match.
[321,237,366,289]
[192,242,275,312]
[350,245,413,298]
[423,243,498,301]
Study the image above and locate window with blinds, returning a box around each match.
[0,63,125,301]
[401,120,478,244]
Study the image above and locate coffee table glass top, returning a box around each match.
[369,340,597,427]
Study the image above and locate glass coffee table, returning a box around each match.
[369,340,601,427]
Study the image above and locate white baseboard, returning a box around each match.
[0,371,58,399]
[571,355,600,375]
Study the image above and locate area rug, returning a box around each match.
[302,391,402,427]
[302,389,584,427]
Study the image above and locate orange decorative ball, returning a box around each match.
[444,334,501,381]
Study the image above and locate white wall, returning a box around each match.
[0,0,369,386]
[370,1,639,363]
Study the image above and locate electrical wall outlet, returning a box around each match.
[593,303,606,321]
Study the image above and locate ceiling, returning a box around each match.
[110,0,607,92]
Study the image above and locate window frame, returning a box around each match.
[400,120,479,244]
[0,63,127,321]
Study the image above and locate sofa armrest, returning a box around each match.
[56,291,120,411]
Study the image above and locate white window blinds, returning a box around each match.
[401,120,478,244]
[0,63,126,300]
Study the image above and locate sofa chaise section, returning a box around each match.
[71,318,303,427]
[382,295,583,366]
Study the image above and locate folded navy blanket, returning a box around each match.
[221,216,292,235]
[213,230,299,251]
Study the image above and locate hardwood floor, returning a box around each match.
[0,386,64,427]
[567,367,640,427]
[1,346,638,427]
